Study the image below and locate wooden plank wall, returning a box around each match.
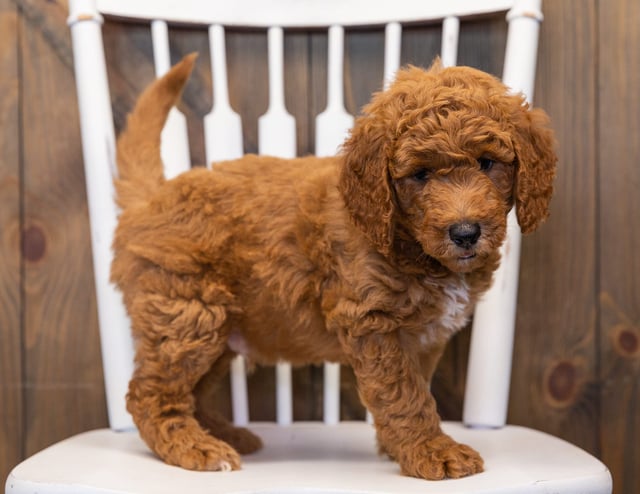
[511,0,600,452]
[598,0,640,488]
[0,0,22,483]
[1,1,638,492]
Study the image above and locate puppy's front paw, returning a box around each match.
[400,434,484,480]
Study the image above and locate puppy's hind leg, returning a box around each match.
[194,349,263,454]
[126,284,242,471]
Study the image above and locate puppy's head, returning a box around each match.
[339,62,556,273]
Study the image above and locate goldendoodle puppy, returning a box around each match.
[111,53,556,480]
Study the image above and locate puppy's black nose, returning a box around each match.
[449,223,481,248]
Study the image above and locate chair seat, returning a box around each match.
[6,421,611,494]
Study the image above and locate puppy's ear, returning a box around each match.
[339,111,396,256]
[512,106,557,233]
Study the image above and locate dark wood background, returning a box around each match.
[1,0,638,492]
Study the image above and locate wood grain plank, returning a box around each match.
[283,30,313,156]
[345,28,385,114]
[598,0,640,492]
[19,1,107,456]
[102,21,155,134]
[509,0,599,455]
[0,0,23,483]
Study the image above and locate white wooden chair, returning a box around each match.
[5,1,612,493]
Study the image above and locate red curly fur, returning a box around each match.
[111,54,556,479]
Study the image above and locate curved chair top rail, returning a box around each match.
[69,0,533,27]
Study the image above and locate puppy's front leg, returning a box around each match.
[343,332,483,480]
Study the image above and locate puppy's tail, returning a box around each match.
[115,53,197,209]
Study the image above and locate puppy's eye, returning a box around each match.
[478,157,495,172]
[412,169,430,182]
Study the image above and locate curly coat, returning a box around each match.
[111,53,556,480]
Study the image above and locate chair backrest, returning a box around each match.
[67,0,544,432]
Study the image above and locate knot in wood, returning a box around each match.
[544,359,580,408]
[22,224,47,263]
[612,325,639,358]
